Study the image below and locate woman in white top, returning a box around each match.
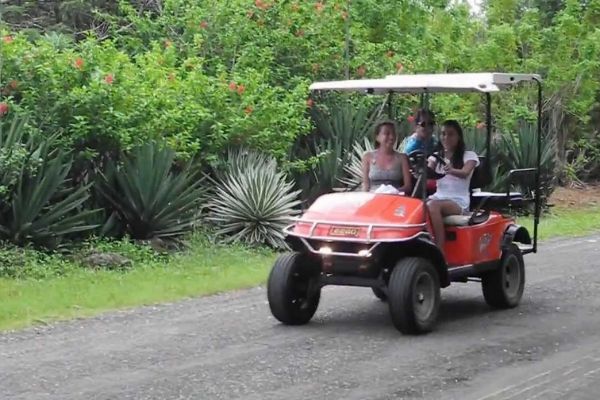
[427,120,480,253]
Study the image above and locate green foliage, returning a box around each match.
[0,116,97,249]
[97,142,206,241]
[0,244,76,279]
[207,148,301,249]
[0,31,310,165]
[494,122,558,200]
[293,100,386,202]
[2,0,600,246]
[0,117,43,202]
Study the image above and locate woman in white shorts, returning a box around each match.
[427,120,480,254]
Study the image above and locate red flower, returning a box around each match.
[8,80,18,90]
[315,2,324,12]
[0,103,9,117]
[200,21,208,29]
[407,115,415,123]
[74,57,84,70]
[104,74,114,84]
[236,84,246,95]
[244,106,254,115]
[255,0,269,10]
[396,62,404,73]
[2,35,13,44]
[476,122,486,129]
[229,81,237,91]
[357,65,366,77]
[306,98,314,108]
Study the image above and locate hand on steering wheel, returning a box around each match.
[408,150,446,180]
[430,152,447,167]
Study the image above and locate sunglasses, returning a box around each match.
[417,121,435,127]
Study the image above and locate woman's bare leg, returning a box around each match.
[427,200,463,254]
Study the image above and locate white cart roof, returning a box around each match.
[309,73,541,94]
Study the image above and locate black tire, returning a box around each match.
[267,252,320,325]
[482,244,525,309]
[372,287,387,301]
[388,257,441,334]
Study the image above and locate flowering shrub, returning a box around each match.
[0,32,310,165]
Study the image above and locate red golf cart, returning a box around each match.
[267,73,543,334]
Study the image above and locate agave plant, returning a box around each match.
[493,122,558,200]
[462,126,488,155]
[98,142,207,240]
[301,100,387,198]
[207,148,301,248]
[312,101,385,151]
[0,116,98,248]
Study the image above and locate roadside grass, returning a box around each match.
[1,206,600,332]
[0,236,276,331]
[519,206,600,240]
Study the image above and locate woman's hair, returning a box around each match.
[373,119,397,148]
[441,119,466,169]
[415,108,436,126]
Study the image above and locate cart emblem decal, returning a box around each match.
[329,227,360,237]
[479,233,493,254]
[394,206,406,217]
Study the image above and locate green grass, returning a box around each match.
[519,206,600,240]
[1,206,600,332]
[0,238,276,331]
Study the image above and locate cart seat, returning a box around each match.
[443,210,490,227]
[471,191,524,209]
[443,215,471,226]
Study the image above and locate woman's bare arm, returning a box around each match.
[447,160,477,178]
[361,152,371,191]
[399,154,412,194]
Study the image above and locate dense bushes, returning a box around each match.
[1,0,600,251]
[0,33,310,164]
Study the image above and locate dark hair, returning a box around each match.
[373,120,397,148]
[441,119,465,169]
[415,108,436,125]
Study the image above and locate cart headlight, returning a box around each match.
[319,246,333,255]
[358,249,371,257]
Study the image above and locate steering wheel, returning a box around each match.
[408,150,446,180]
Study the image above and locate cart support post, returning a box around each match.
[485,93,492,160]
[533,79,543,253]
[386,91,394,119]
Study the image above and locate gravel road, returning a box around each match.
[2,235,600,400]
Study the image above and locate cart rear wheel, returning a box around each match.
[388,257,440,334]
[482,244,525,308]
[267,252,320,325]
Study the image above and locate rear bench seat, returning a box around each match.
[471,191,525,209]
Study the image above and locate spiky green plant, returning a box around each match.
[0,116,98,248]
[462,126,488,155]
[207,148,301,248]
[98,142,207,240]
[300,101,386,199]
[312,101,385,151]
[494,122,558,200]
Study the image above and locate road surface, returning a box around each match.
[1,235,600,399]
